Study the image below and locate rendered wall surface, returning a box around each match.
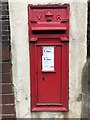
[8,0,87,118]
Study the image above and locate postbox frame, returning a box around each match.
[28,4,69,111]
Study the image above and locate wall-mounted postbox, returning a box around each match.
[28,4,69,111]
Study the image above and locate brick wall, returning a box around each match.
[0,0,16,118]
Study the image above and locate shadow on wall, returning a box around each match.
[87,1,90,57]
[81,61,88,118]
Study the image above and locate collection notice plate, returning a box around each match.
[42,46,54,71]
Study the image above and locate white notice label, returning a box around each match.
[42,46,54,71]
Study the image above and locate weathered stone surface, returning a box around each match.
[8,0,87,118]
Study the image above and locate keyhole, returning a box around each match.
[42,77,45,81]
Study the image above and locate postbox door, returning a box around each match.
[36,45,62,105]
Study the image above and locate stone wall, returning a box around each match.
[9,0,87,118]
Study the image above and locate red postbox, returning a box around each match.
[28,4,69,111]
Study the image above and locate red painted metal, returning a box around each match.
[28,4,69,111]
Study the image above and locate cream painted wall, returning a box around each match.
[8,0,87,118]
